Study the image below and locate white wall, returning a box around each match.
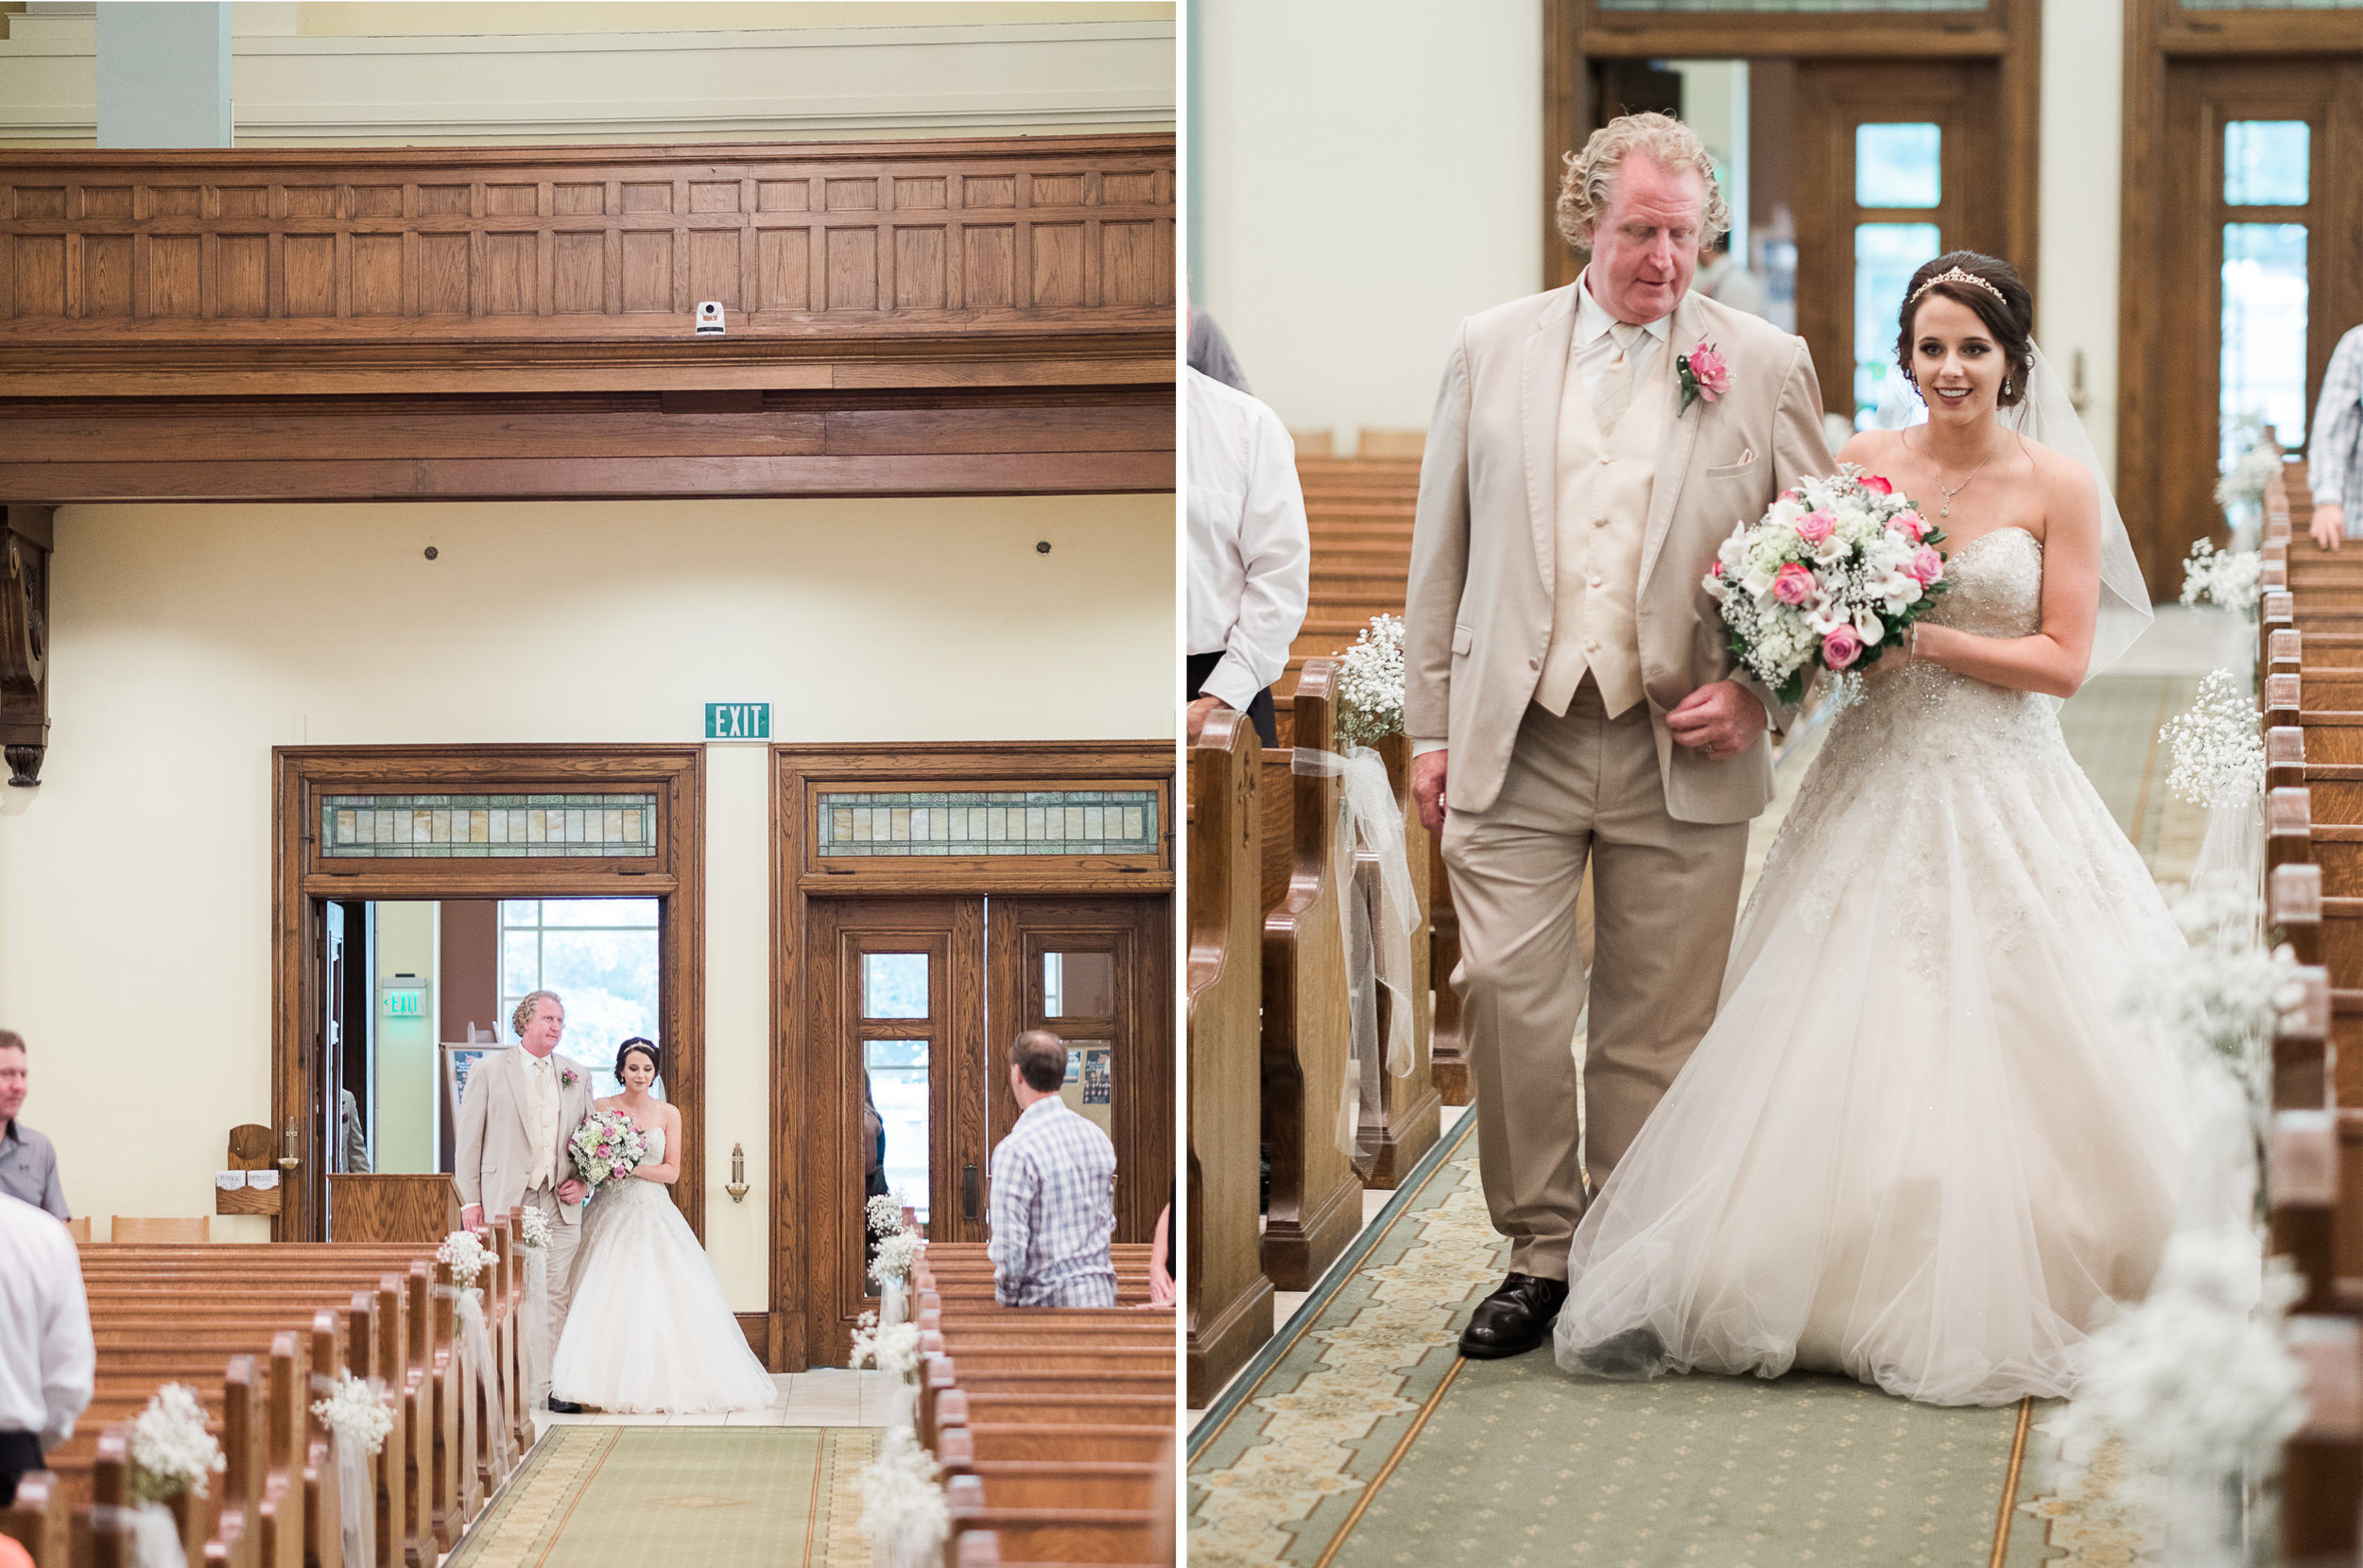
[2038,0,2123,484]
[1193,0,1544,445]
[0,493,1173,1305]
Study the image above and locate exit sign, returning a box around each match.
[705,702,770,740]
[383,988,424,1018]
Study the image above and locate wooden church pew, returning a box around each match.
[1184,703,1274,1405]
[1257,660,1360,1292]
[0,1470,66,1568]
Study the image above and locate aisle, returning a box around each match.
[1188,632,2212,1566]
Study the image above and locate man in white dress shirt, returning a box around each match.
[0,1189,93,1506]
[987,1030,1118,1307]
[455,990,593,1410]
[1186,365,1311,749]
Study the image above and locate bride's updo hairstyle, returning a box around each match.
[614,1037,661,1091]
[1896,250,2035,408]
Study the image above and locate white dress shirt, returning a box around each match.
[0,1191,94,1444]
[1185,366,1312,715]
[1412,273,1671,754]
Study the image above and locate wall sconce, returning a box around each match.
[278,1120,300,1172]
[726,1142,750,1203]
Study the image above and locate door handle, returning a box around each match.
[962,1163,980,1221]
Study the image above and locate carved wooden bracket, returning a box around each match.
[0,505,51,786]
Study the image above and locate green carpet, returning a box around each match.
[1187,1117,2055,1566]
[444,1425,878,1568]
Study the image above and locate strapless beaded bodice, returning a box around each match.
[1922,526,2044,639]
[1840,526,2051,740]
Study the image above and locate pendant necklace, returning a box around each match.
[1920,429,1996,521]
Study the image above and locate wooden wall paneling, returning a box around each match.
[272,746,704,1245]
[1186,707,1274,1406]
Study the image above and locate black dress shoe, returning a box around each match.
[1458,1272,1571,1359]
[545,1396,585,1414]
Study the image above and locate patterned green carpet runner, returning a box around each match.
[445,1425,876,1568]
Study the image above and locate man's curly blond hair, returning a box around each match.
[1556,112,1730,256]
[511,990,563,1040]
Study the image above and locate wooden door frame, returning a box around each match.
[1543,0,2041,302]
[271,743,704,1244]
[2120,2,2363,586]
[769,740,1174,1370]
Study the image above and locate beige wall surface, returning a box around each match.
[0,492,1173,1303]
[1192,0,1544,450]
[0,3,1176,145]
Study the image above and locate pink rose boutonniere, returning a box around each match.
[1677,341,1730,416]
[561,1069,578,1090]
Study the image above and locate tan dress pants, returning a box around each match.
[1440,678,1748,1280]
[518,1184,581,1403]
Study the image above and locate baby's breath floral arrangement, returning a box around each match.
[866,1193,908,1238]
[128,1384,226,1504]
[2121,878,2304,1103]
[515,1206,551,1250]
[309,1373,393,1456]
[869,1229,924,1291]
[849,1309,923,1380]
[2159,669,2267,808]
[1334,614,1406,750]
[859,1427,950,1568]
[437,1229,493,1288]
[2215,422,2286,514]
[2052,1232,2306,1483]
[2180,538,2265,618]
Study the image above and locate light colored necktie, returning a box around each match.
[1595,320,1643,437]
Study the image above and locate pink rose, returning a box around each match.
[1821,626,1863,670]
[1909,546,1944,585]
[1795,510,1835,544]
[1892,510,1926,543]
[1771,562,1816,606]
[1860,474,1893,495]
[1780,489,1800,504]
[1686,343,1730,402]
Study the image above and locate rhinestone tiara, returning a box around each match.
[1909,266,2006,306]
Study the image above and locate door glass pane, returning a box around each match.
[2224,121,2310,207]
[1855,124,1940,209]
[1854,222,1943,430]
[1059,1038,1114,1134]
[863,1040,929,1238]
[502,899,663,1098]
[1043,951,1115,1018]
[2221,222,2309,466]
[861,953,929,1018]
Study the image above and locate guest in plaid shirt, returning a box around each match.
[2308,324,2363,550]
[987,1029,1118,1307]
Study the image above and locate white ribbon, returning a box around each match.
[454,1289,515,1476]
[521,1244,551,1407]
[126,1500,183,1568]
[880,1282,907,1329]
[335,1428,374,1568]
[879,1371,920,1434]
[1295,745,1423,1155]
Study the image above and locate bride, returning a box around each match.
[549,1039,777,1414]
[1552,251,2195,1405]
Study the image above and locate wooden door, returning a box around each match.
[985,897,1173,1244]
[1795,61,2009,434]
[807,898,989,1362]
[2152,60,2363,588]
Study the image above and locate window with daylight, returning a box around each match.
[2220,223,2309,467]
[1856,124,1940,209]
[1854,222,1943,430]
[2224,120,2309,207]
[861,953,931,1229]
[501,899,661,1100]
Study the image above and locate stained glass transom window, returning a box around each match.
[1599,0,1980,10]
[321,794,659,857]
[816,789,1160,857]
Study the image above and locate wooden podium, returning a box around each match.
[329,1173,460,1243]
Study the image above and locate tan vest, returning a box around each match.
[1535,331,1668,720]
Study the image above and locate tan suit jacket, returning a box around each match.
[1405,286,1834,824]
[454,1046,594,1227]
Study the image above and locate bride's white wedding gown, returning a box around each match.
[1552,526,2195,1405]
[550,1128,778,1413]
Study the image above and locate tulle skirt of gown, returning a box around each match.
[1552,527,2195,1406]
[550,1129,777,1414]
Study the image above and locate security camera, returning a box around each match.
[695,302,725,336]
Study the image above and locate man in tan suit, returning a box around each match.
[456,989,593,1407]
[1406,113,1833,1358]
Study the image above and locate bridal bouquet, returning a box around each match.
[1703,468,1951,704]
[569,1110,647,1190]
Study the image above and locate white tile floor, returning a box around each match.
[526,1367,888,1440]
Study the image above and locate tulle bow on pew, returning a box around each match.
[1294,743,1423,1155]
